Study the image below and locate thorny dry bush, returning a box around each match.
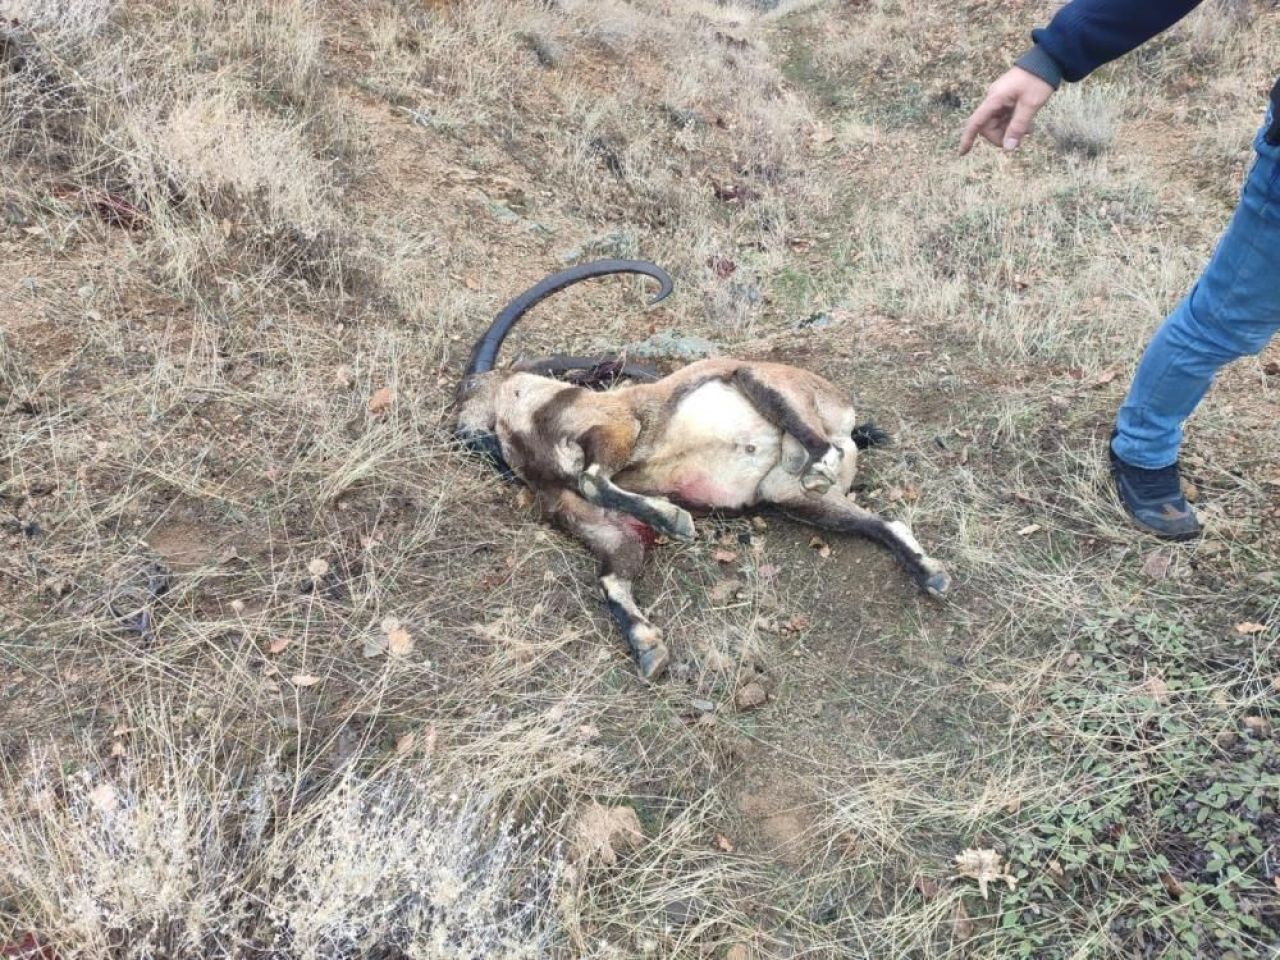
[2,0,1280,958]
[3,732,562,959]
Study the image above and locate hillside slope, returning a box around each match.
[3,1,1279,957]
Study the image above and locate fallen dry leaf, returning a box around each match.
[705,255,737,279]
[809,535,831,558]
[387,627,414,657]
[1160,871,1186,898]
[913,874,942,899]
[715,833,735,853]
[1137,674,1171,704]
[952,899,975,940]
[1235,621,1268,635]
[712,548,739,564]
[781,614,811,634]
[953,848,1017,900]
[1017,523,1042,536]
[571,802,644,865]
[709,578,743,602]
[1140,547,1173,580]
[888,483,921,503]
[290,674,322,687]
[268,637,291,655]
[395,731,416,755]
[1093,368,1120,387]
[367,386,394,415]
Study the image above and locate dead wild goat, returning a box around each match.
[456,260,950,680]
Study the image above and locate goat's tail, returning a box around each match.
[851,421,891,450]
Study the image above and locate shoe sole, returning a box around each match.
[1127,515,1202,542]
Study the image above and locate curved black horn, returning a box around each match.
[463,259,674,377]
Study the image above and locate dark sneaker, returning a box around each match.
[1108,442,1201,540]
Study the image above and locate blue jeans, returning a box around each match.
[1113,111,1280,469]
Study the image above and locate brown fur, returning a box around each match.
[457,357,950,680]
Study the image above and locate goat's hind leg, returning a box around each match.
[782,494,951,598]
[544,489,671,680]
[731,368,843,495]
[578,464,696,540]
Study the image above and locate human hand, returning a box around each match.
[959,66,1056,155]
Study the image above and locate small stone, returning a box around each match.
[1216,730,1239,749]
[690,697,715,713]
[485,198,522,224]
[662,896,705,928]
[622,330,720,361]
[735,681,768,711]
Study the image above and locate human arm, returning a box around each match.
[960,0,1206,154]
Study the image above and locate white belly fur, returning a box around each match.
[628,381,787,509]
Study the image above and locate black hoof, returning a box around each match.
[924,569,952,598]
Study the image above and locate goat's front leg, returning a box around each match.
[780,493,951,598]
[542,488,671,680]
[577,464,696,540]
[532,434,694,540]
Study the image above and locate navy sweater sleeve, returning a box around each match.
[1024,0,1204,84]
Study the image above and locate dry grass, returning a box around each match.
[2,0,1279,957]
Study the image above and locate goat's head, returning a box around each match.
[454,259,674,474]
